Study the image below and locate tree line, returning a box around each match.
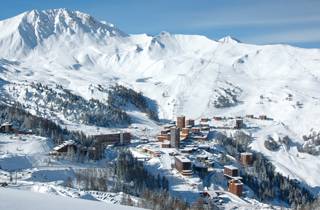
[0,102,91,145]
[7,82,131,127]
[108,85,159,121]
[67,150,216,210]
[216,131,315,208]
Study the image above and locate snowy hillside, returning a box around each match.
[0,188,144,210]
[0,8,320,209]
[0,9,319,134]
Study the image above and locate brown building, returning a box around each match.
[176,116,186,129]
[186,119,195,127]
[161,141,171,148]
[200,118,210,123]
[92,132,131,145]
[191,127,201,134]
[213,116,223,121]
[259,115,267,120]
[180,128,190,140]
[175,155,192,176]
[180,134,189,140]
[180,148,194,153]
[144,148,161,157]
[0,123,14,133]
[51,140,79,155]
[92,132,131,159]
[164,125,174,130]
[240,152,253,166]
[51,141,100,160]
[200,125,210,131]
[157,134,171,142]
[160,129,170,135]
[228,179,243,196]
[193,161,208,174]
[200,123,209,127]
[224,165,239,177]
[170,127,180,148]
[181,128,189,135]
[87,146,98,160]
[235,119,243,129]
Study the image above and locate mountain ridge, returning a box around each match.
[0,9,319,136]
[0,8,127,57]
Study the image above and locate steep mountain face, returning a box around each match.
[0,9,320,138]
[0,8,126,58]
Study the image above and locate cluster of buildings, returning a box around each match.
[155,115,257,197]
[50,132,131,160]
[156,116,210,149]
[212,114,269,129]
[156,114,253,149]
[156,113,268,147]
[223,152,253,196]
[0,121,131,160]
[155,116,214,177]
[245,114,268,120]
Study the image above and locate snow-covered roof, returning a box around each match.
[241,152,253,156]
[197,154,208,159]
[224,165,238,170]
[180,148,193,152]
[230,178,243,183]
[1,122,12,126]
[53,140,77,151]
[198,144,210,149]
[175,155,191,163]
[193,161,207,168]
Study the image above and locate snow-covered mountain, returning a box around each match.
[0,8,126,57]
[1,9,320,135]
[1,8,320,208]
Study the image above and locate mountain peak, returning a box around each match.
[0,8,127,56]
[21,8,127,38]
[218,35,241,44]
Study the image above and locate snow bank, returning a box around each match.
[0,188,145,210]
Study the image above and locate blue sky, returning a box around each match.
[1,0,320,48]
